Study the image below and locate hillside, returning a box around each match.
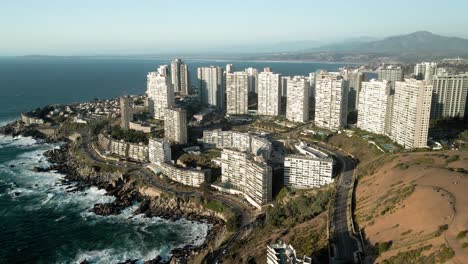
[313,31,468,53]
[355,151,468,263]
[249,31,468,63]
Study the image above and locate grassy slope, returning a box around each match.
[354,151,468,263]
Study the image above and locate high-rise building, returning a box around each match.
[314,72,348,131]
[164,108,188,144]
[357,80,393,135]
[280,76,289,98]
[390,79,432,149]
[377,65,404,82]
[245,68,259,93]
[431,73,468,119]
[147,65,175,119]
[216,148,272,208]
[120,96,132,130]
[286,76,309,123]
[414,62,437,82]
[346,70,365,110]
[226,64,234,74]
[202,129,272,160]
[171,59,190,95]
[257,69,281,116]
[148,138,172,165]
[197,66,225,110]
[284,143,333,189]
[226,71,249,115]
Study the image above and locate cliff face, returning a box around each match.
[137,189,228,222]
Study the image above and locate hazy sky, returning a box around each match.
[1,0,468,55]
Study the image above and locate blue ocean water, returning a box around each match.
[0,57,347,263]
[0,57,348,123]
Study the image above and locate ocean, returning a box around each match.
[0,57,348,263]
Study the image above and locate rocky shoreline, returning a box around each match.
[1,121,225,264]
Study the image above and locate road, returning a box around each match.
[318,143,360,264]
[285,124,361,264]
[77,131,250,263]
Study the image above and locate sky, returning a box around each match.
[1,0,468,56]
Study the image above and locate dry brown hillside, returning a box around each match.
[355,151,468,264]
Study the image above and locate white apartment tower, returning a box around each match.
[414,62,438,82]
[148,138,172,165]
[377,65,404,82]
[197,66,225,110]
[226,72,249,115]
[286,76,309,123]
[257,69,281,116]
[245,67,259,93]
[357,80,392,135]
[164,108,188,144]
[431,73,468,119]
[226,64,234,74]
[147,65,175,120]
[314,72,348,131]
[390,79,433,149]
[218,148,272,208]
[119,96,132,130]
[171,59,189,95]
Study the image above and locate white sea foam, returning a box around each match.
[70,246,171,264]
[1,136,210,263]
[0,118,17,127]
[0,135,39,149]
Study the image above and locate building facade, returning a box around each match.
[202,129,272,159]
[257,69,281,116]
[148,138,172,165]
[286,76,309,123]
[217,148,272,208]
[431,73,468,119]
[414,62,437,82]
[314,72,348,131]
[147,65,175,119]
[245,67,259,93]
[377,65,404,82]
[197,66,225,110]
[171,59,189,95]
[164,108,188,144]
[226,71,249,115]
[357,80,392,135]
[97,134,149,162]
[119,96,132,130]
[390,79,433,149]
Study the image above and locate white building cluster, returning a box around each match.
[148,138,207,187]
[202,129,272,159]
[284,142,334,189]
[202,130,273,208]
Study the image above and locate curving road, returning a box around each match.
[77,131,250,263]
[316,143,360,264]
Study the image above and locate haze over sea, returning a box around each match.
[0,57,347,263]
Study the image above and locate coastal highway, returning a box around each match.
[78,131,250,263]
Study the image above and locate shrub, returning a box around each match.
[456,230,467,239]
[378,241,393,254]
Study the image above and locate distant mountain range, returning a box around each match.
[308,31,468,53]
[248,31,468,63]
